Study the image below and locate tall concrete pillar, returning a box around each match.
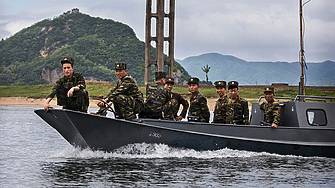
[145,0,175,84]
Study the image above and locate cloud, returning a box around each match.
[0,0,334,62]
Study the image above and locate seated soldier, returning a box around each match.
[141,72,178,119]
[213,81,228,123]
[259,86,281,128]
[95,62,143,120]
[226,81,249,125]
[165,77,189,121]
[187,77,210,123]
[44,57,89,112]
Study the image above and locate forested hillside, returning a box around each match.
[0,10,190,85]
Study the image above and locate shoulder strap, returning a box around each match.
[144,85,160,104]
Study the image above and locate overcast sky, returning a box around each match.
[1,0,334,62]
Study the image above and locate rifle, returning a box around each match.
[91,96,115,114]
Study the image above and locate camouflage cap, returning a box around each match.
[228,81,239,90]
[155,71,166,80]
[264,86,275,93]
[188,77,199,85]
[115,62,127,70]
[214,81,226,88]
[165,77,174,84]
[61,57,74,66]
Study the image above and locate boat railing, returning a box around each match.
[257,95,335,103]
[257,96,295,103]
[294,95,335,103]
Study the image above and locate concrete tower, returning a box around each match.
[145,0,175,84]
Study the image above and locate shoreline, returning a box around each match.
[0,97,220,111]
[0,97,253,111]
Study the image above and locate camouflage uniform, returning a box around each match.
[260,99,281,125]
[165,77,189,119]
[226,96,249,125]
[187,77,210,123]
[188,91,210,123]
[260,87,281,125]
[106,74,144,119]
[213,81,228,123]
[142,82,178,119]
[213,95,228,123]
[47,72,89,112]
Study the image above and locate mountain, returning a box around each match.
[0,10,190,86]
[178,53,335,86]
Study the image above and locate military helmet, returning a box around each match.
[61,57,74,66]
[228,81,239,90]
[155,71,166,80]
[115,62,127,70]
[214,81,226,88]
[165,77,174,84]
[188,77,199,85]
[264,86,275,94]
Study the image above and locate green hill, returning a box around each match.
[179,53,335,86]
[0,10,190,86]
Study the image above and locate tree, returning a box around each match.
[201,64,211,82]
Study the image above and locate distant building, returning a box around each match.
[272,83,289,86]
[72,8,79,14]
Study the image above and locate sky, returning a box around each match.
[1,0,334,62]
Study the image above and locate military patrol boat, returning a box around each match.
[34,1,335,158]
[35,95,335,158]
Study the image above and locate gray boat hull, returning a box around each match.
[35,108,335,158]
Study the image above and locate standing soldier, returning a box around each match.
[226,81,249,125]
[95,62,144,120]
[187,77,210,123]
[259,86,281,128]
[141,72,178,119]
[213,81,228,123]
[44,57,89,112]
[165,77,189,121]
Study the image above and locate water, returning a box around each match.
[1,106,334,187]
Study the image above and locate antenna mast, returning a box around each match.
[299,0,305,96]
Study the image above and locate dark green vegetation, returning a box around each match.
[1,84,334,102]
[180,53,335,86]
[0,11,190,86]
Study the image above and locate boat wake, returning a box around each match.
[49,143,285,159]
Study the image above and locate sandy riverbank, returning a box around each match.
[0,97,220,111]
[0,97,254,112]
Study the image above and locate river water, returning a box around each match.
[1,106,334,187]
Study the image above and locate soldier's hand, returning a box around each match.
[44,98,52,111]
[97,100,105,107]
[259,102,264,106]
[67,88,74,97]
[174,116,183,121]
[271,124,278,128]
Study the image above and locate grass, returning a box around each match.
[1,84,334,102]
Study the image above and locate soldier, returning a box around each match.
[165,77,189,121]
[96,62,143,119]
[141,72,178,119]
[259,86,281,128]
[44,57,89,112]
[226,81,249,125]
[213,81,228,123]
[187,77,210,123]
